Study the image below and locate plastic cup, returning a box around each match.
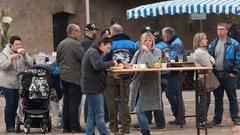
[178,54,183,63]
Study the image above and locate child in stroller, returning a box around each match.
[16,61,62,134]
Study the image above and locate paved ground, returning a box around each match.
[1,91,240,135]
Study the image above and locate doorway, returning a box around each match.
[53,12,70,51]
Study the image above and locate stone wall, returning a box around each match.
[1,0,81,55]
[0,0,227,54]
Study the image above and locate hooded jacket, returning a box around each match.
[0,45,33,89]
[81,44,115,94]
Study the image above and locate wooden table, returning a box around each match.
[109,66,212,135]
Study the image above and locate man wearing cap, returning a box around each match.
[79,23,98,52]
[104,24,139,133]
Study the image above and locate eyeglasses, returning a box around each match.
[217,28,226,31]
[74,29,81,32]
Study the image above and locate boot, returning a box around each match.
[141,130,150,135]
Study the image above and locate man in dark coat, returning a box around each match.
[79,23,98,52]
[56,23,85,133]
[81,37,116,135]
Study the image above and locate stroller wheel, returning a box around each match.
[16,116,21,133]
[48,116,52,132]
[41,124,47,134]
[24,124,30,134]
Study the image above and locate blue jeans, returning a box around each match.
[145,98,165,128]
[1,87,19,129]
[166,73,185,120]
[86,93,110,135]
[136,99,149,131]
[199,93,211,123]
[213,71,239,123]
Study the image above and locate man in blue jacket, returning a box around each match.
[155,27,187,125]
[208,23,240,126]
[105,24,138,133]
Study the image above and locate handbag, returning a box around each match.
[199,72,220,92]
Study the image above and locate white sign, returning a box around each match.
[191,13,206,20]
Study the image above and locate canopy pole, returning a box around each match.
[200,20,203,32]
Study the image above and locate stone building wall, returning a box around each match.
[1,0,226,55]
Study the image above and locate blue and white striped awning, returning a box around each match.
[127,0,240,20]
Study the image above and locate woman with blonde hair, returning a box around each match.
[193,32,215,128]
[129,32,162,135]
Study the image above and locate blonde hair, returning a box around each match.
[193,33,206,50]
[140,32,155,48]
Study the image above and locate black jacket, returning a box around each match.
[81,45,115,94]
[79,36,94,52]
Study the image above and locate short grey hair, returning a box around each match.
[162,27,176,39]
[67,24,79,35]
[110,24,123,35]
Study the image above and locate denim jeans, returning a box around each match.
[145,98,165,128]
[86,93,110,135]
[136,99,149,131]
[213,71,239,123]
[1,87,19,129]
[199,93,211,123]
[166,73,185,120]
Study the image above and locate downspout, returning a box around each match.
[85,0,90,24]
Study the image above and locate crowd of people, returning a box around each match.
[0,19,240,135]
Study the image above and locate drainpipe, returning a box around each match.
[85,0,90,24]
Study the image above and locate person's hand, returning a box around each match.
[142,45,149,52]
[10,53,20,61]
[18,48,26,56]
[114,61,118,66]
[229,73,236,78]
[123,62,131,69]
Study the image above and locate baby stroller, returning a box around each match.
[16,66,52,134]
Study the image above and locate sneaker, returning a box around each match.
[232,118,240,125]
[209,120,222,127]
[120,128,130,134]
[6,127,16,133]
[71,127,86,133]
[132,123,139,129]
[151,126,167,131]
[168,119,186,125]
[199,122,213,128]
[110,127,119,133]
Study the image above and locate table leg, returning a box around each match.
[179,72,185,128]
[120,77,125,135]
[195,71,200,135]
[203,73,208,135]
[114,79,118,135]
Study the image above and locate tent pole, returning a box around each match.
[200,20,203,32]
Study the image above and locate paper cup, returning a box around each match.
[161,63,167,68]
